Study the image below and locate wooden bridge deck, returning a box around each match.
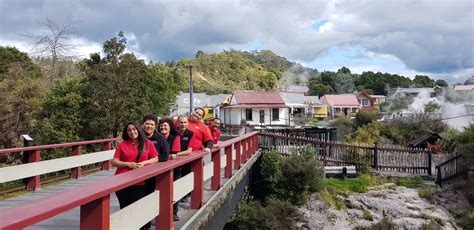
[0,155,233,229]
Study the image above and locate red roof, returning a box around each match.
[233,91,285,104]
[221,104,288,109]
[322,94,360,106]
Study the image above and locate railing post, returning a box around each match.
[225,145,233,178]
[242,139,248,163]
[156,170,173,229]
[436,166,442,186]
[102,141,112,170]
[373,142,378,170]
[80,195,110,230]
[427,151,432,176]
[211,148,221,190]
[26,149,41,191]
[190,158,204,209]
[322,143,327,166]
[235,142,241,169]
[71,146,82,179]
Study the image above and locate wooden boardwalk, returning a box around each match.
[0,154,230,229]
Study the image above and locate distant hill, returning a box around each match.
[170,50,319,94]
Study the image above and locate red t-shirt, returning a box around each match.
[170,135,181,154]
[208,125,220,144]
[187,120,213,150]
[113,140,158,185]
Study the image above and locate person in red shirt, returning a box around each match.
[112,121,158,214]
[187,108,214,154]
[208,118,221,148]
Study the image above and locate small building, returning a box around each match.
[171,92,229,120]
[284,85,309,95]
[279,92,327,126]
[321,94,360,118]
[370,95,386,107]
[454,84,474,92]
[407,132,441,149]
[221,91,289,127]
[355,92,377,110]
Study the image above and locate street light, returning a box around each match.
[188,65,193,115]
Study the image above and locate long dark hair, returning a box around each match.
[122,121,147,161]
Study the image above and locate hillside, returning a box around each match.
[171,50,319,94]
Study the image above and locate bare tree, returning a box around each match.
[22,18,78,83]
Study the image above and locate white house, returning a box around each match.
[220,91,289,127]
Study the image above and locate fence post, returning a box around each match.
[373,142,378,170]
[156,170,173,229]
[71,146,82,179]
[427,151,432,176]
[436,166,442,186]
[102,141,112,170]
[211,148,221,190]
[80,195,110,230]
[322,143,327,165]
[190,158,204,209]
[235,142,241,170]
[225,145,233,178]
[26,149,41,191]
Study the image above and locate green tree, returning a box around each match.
[0,46,44,148]
[435,79,448,87]
[34,78,83,145]
[413,75,435,87]
[354,110,377,128]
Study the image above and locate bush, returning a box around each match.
[355,217,397,230]
[226,197,300,230]
[260,149,283,197]
[279,153,324,205]
[457,208,474,229]
[354,110,377,128]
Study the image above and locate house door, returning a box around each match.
[259,110,265,124]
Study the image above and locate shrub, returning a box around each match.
[260,149,283,197]
[355,217,397,230]
[363,210,374,221]
[354,110,377,128]
[227,197,300,230]
[457,208,474,229]
[279,154,324,205]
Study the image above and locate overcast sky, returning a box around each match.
[0,0,472,82]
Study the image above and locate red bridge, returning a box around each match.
[0,132,260,229]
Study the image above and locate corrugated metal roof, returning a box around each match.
[454,85,474,91]
[322,94,359,106]
[234,91,285,104]
[279,92,323,105]
[221,104,288,109]
[286,85,309,93]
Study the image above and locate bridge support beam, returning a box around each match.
[26,150,41,191]
[211,149,221,190]
[191,158,204,209]
[80,195,110,230]
[234,142,241,170]
[224,145,233,178]
[156,170,173,229]
[71,146,82,179]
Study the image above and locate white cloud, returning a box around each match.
[319,22,334,33]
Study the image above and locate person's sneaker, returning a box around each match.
[173,213,180,222]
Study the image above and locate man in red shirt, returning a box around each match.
[187,108,213,154]
[208,118,221,148]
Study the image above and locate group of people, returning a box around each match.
[111,108,222,229]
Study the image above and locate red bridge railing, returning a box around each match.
[0,138,119,191]
[0,132,259,229]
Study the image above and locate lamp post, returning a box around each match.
[188,65,193,115]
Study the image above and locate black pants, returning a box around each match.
[115,185,145,209]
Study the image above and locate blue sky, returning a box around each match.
[0,0,472,81]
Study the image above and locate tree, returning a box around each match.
[23,18,77,83]
[354,110,377,128]
[308,83,333,96]
[0,46,44,148]
[413,75,435,87]
[435,79,448,87]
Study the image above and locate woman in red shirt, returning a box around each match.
[112,121,158,212]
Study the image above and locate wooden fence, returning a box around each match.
[259,133,432,175]
[435,154,469,186]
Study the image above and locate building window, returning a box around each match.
[362,99,369,106]
[245,109,253,121]
[352,108,358,113]
[272,108,279,121]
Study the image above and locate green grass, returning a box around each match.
[396,176,424,188]
[325,174,376,194]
